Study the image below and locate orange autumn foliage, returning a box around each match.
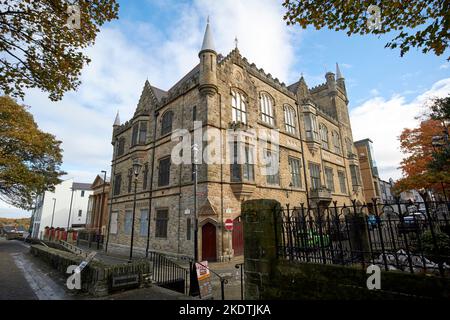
[394,119,450,194]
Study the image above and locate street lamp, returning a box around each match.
[129,159,142,263]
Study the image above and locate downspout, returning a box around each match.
[219,92,224,261]
[105,137,117,253]
[146,110,159,257]
[295,102,310,207]
[178,95,185,256]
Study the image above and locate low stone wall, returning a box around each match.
[242,199,450,300]
[30,245,152,297]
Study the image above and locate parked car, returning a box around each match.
[397,212,427,234]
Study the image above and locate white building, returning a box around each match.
[31,179,92,239]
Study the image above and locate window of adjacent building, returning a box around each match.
[346,138,354,156]
[284,105,296,135]
[320,124,329,150]
[304,113,319,141]
[260,93,275,125]
[81,190,85,197]
[158,157,171,187]
[374,181,380,197]
[131,123,139,146]
[333,131,341,154]
[143,163,149,190]
[140,209,149,237]
[265,149,280,185]
[78,209,82,217]
[127,168,133,193]
[288,157,302,188]
[139,121,148,144]
[193,106,197,122]
[309,162,321,191]
[338,171,347,194]
[124,210,133,235]
[155,209,169,238]
[110,211,118,234]
[350,165,361,187]
[161,111,173,136]
[186,218,191,240]
[117,137,125,156]
[231,90,247,124]
[230,142,255,183]
[325,167,335,193]
[113,174,121,196]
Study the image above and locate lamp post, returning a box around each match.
[129,159,142,263]
[50,198,57,228]
[192,144,200,262]
[67,187,74,230]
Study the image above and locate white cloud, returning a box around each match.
[350,78,450,181]
[439,63,449,69]
[1,0,296,217]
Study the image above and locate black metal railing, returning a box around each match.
[275,199,450,277]
[147,251,189,295]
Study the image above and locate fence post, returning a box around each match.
[347,200,370,266]
[242,199,281,300]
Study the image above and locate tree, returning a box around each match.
[393,119,450,196]
[0,0,119,101]
[282,1,450,61]
[0,96,65,209]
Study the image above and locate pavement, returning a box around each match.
[0,238,245,300]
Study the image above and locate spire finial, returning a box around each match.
[234,36,239,49]
[200,17,215,53]
[113,110,120,127]
[336,62,344,79]
[207,15,210,24]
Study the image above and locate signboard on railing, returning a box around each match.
[195,261,213,299]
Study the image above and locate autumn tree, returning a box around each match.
[427,95,450,173]
[0,96,65,209]
[394,119,450,197]
[0,0,119,101]
[283,1,450,60]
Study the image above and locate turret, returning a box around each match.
[325,72,337,94]
[112,111,120,145]
[198,18,218,96]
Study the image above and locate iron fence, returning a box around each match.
[147,251,189,295]
[275,199,450,277]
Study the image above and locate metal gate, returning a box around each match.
[232,217,244,256]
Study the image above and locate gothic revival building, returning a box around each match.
[106,21,365,261]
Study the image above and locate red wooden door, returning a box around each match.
[232,217,244,256]
[202,223,217,261]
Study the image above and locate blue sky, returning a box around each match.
[1,0,449,218]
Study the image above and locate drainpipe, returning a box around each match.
[146,110,159,257]
[105,137,117,253]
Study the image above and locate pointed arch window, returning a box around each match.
[320,124,329,149]
[231,90,247,124]
[332,131,341,154]
[284,105,296,135]
[260,93,275,125]
[161,111,173,136]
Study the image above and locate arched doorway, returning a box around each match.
[232,216,244,256]
[202,223,217,261]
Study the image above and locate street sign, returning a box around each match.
[224,219,233,231]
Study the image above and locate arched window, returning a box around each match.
[260,93,274,125]
[231,90,247,124]
[320,124,329,149]
[161,111,173,136]
[346,138,353,156]
[332,131,341,154]
[284,105,296,135]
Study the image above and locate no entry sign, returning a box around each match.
[224,219,233,231]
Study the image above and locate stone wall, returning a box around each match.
[242,199,450,300]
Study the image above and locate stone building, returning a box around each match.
[106,21,365,261]
[355,138,382,203]
[86,174,110,236]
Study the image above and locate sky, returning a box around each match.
[1,0,449,218]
